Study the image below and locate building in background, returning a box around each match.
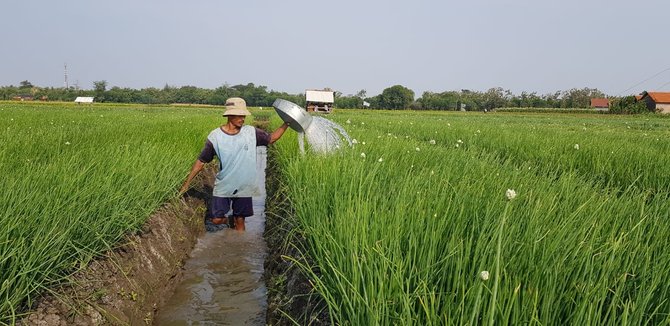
[590,98,609,111]
[637,91,670,113]
[305,89,334,113]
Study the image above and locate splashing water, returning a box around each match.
[298,116,352,154]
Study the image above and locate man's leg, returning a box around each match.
[231,197,253,231]
[211,197,231,226]
[234,217,245,231]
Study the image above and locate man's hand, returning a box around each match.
[180,160,205,196]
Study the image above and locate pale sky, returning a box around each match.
[2,0,669,97]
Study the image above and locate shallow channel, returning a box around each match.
[154,147,269,325]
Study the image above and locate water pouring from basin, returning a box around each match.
[273,99,351,154]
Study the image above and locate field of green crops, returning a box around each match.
[2,102,670,325]
[0,102,222,324]
[271,110,670,325]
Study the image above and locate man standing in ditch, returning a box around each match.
[180,97,290,231]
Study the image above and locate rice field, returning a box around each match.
[2,102,670,325]
[271,110,670,325]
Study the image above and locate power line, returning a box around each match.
[657,79,670,91]
[616,66,670,96]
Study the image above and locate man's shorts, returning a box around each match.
[211,196,254,218]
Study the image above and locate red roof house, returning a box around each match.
[638,91,670,114]
[590,98,609,109]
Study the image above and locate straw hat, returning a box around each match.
[222,97,251,116]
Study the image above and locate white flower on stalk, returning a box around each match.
[480,271,490,281]
[65,141,71,145]
[352,138,358,144]
[361,122,365,125]
[362,141,366,145]
[457,139,463,144]
[574,144,580,150]
[455,144,460,148]
[447,123,451,127]
[378,157,383,163]
[506,189,517,200]
[360,152,366,159]
[429,139,436,145]
[415,147,420,152]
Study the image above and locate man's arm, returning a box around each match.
[179,159,206,194]
[269,122,290,144]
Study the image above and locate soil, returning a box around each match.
[263,148,330,325]
[19,168,215,326]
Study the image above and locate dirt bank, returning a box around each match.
[20,169,215,326]
[263,148,330,325]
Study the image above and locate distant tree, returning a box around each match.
[378,85,414,109]
[560,87,605,108]
[19,80,33,89]
[481,87,511,110]
[93,80,107,102]
[355,89,367,99]
[609,96,648,114]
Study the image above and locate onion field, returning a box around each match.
[0,103,217,323]
[2,102,670,325]
[271,110,670,325]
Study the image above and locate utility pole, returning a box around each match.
[64,63,69,89]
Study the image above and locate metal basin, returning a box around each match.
[272,99,313,132]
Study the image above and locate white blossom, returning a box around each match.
[346,119,351,124]
[429,139,436,145]
[457,139,463,143]
[480,271,490,281]
[65,141,71,145]
[360,152,366,158]
[415,147,420,152]
[506,189,517,200]
[574,144,580,150]
[378,157,383,162]
[352,138,358,144]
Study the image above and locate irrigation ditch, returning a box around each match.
[20,147,327,325]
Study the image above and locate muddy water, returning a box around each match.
[154,147,268,325]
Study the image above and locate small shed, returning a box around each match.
[590,98,609,109]
[637,91,670,114]
[590,98,609,112]
[74,97,95,104]
[305,89,334,113]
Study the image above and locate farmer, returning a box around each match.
[180,97,290,231]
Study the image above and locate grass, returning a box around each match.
[270,109,670,325]
[0,102,265,324]
[3,102,670,325]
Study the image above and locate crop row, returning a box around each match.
[271,110,670,325]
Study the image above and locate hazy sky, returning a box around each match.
[2,0,669,97]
